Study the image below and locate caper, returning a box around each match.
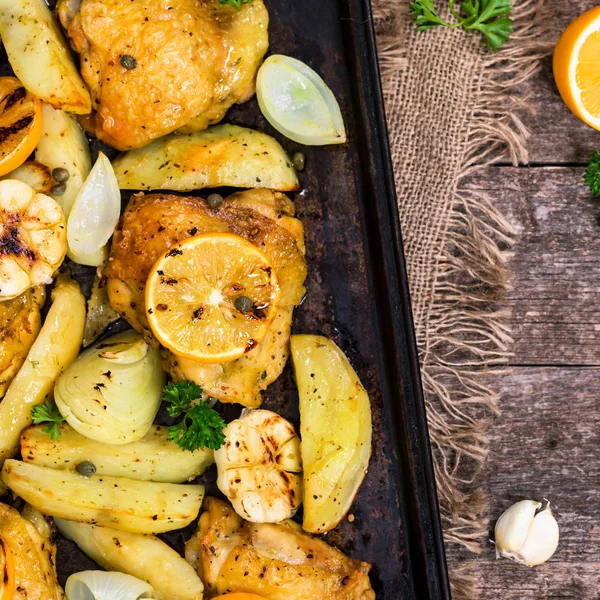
[207,193,223,208]
[292,152,305,171]
[51,183,66,196]
[120,55,138,70]
[75,461,97,476]
[234,295,253,312]
[52,167,70,182]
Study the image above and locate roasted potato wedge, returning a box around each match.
[0,276,85,472]
[112,125,299,192]
[55,519,204,600]
[2,460,205,534]
[35,104,92,218]
[22,423,214,483]
[1,162,52,194]
[0,0,91,114]
[290,335,372,534]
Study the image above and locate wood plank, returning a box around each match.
[464,166,600,365]
[471,366,600,598]
[522,1,600,164]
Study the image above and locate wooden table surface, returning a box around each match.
[467,2,600,597]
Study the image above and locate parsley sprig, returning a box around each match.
[162,381,226,452]
[219,0,253,9]
[410,0,513,52]
[31,401,66,440]
[584,151,600,197]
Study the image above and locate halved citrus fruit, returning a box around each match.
[0,77,43,176]
[554,6,600,130]
[0,538,16,600]
[146,233,280,363]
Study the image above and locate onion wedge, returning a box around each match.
[67,152,121,266]
[257,55,346,146]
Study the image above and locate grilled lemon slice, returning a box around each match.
[146,233,280,364]
[0,77,43,177]
[0,179,66,299]
[215,409,302,523]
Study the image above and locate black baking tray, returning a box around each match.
[2,0,451,597]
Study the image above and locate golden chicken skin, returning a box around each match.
[0,504,65,600]
[185,497,376,600]
[105,189,307,407]
[0,287,45,397]
[57,0,269,150]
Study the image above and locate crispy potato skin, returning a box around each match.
[2,460,205,534]
[0,503,65,600]
[186,498,375,600]
[35,103,92,219]
[55,519,204,600]
[58,0,268,149]
[106,189,306,407]
[0,277,85,472]
[0,286,45,397]
[291,335,372,534]
[112,126,299,192]
[22,423,214,483]
[0,0,91,113]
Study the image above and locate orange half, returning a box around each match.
[554,6,600,130]
[0,77,43,176]
[146,233,280,363]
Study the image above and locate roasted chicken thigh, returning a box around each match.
[57,0,269,149]
[185,497,376,600]
[0,287,45,397]
[106,189,307,407]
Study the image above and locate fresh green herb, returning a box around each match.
[162,381,226,451]
[410,0,513,52]
[219,0,253,9]
[31,401,66,440]
[584,150,600,196]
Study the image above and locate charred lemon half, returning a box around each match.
[146,233,280,363]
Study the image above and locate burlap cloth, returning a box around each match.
[371,1,551,597]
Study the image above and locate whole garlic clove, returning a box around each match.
[495,500,559,567]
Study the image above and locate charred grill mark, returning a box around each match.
[166,248,183,258]
[0,115,33,145]
[0,539,9,584]
[0,227,35,261]
[160,277,178,285]
[3,86,26,110]
[244,338,257,353]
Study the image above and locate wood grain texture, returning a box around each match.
[474,367,600,599]
[523,1,600,164]
[464,166,600,365]
[462,2,600,596]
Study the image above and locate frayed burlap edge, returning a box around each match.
[373,1,553,597]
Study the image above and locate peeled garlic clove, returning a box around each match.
[495,500,559,566]
[518,507,560,566]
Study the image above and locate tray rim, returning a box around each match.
[345,0,452,596]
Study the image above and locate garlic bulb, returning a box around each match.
[494,500,559,566]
